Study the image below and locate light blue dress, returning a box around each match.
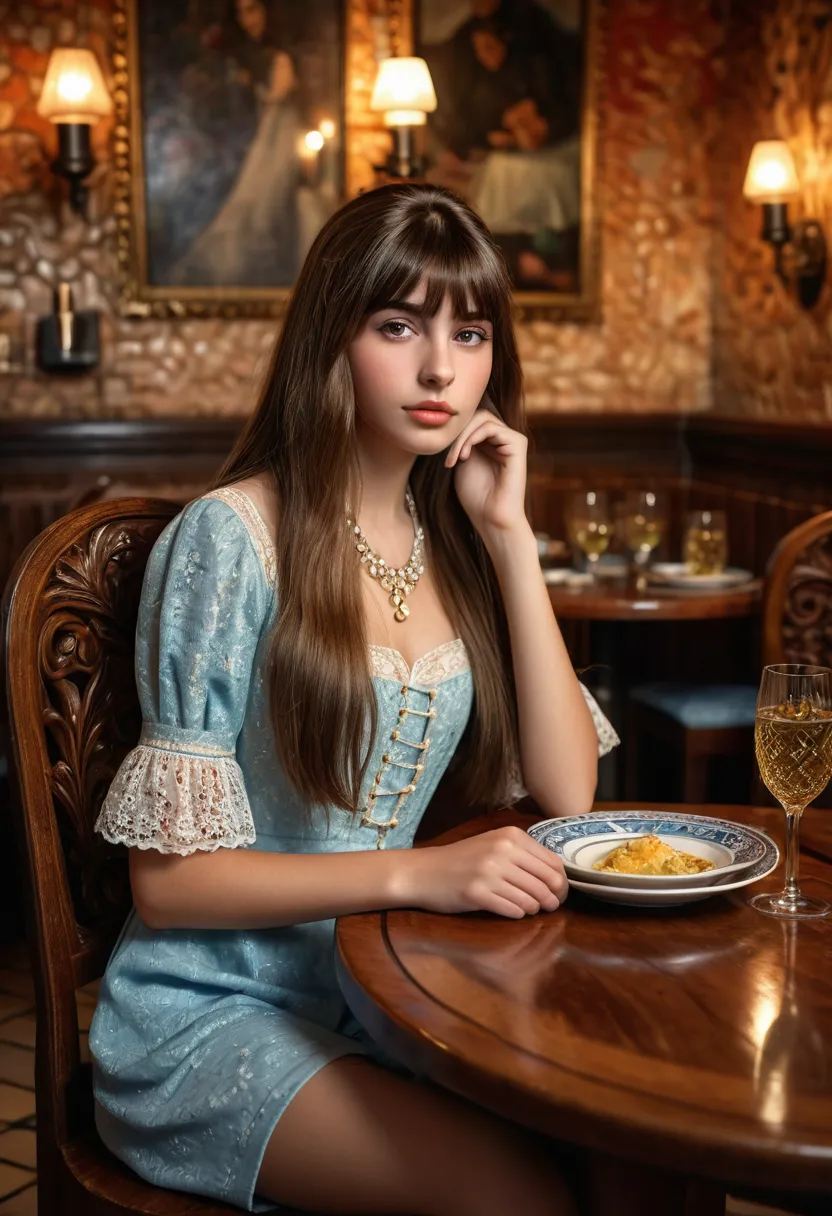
[90,487,617,1212]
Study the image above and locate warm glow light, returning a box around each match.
[37,48,113,124]
[319,118,336,140]
[382,109,427,128]
[304,130,325,152]
[743,140,800,203]
[371,57,437,126]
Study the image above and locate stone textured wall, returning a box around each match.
[712,0,832,422]
[0,0,720,418]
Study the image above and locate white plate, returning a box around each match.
[562,832,760,889]
[543,568,592,586]
[648,563,754,590]
[528,811,779,907]
[565,856,778,906]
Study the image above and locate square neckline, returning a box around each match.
[206,485,466,682]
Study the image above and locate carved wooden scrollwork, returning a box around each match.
[39,518,169,928]
[781,533,832,667]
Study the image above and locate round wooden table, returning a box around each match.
[336,802,832,1207]
[546,578,762,621]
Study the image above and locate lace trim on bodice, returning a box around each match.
[203,487,277,586]
[368,638,470,685]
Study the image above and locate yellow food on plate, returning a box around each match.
[593,834,716,877]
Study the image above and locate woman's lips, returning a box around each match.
[404,408,453,425]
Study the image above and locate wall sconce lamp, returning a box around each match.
[743,139,827,309]
[36,47,113,218]
[370,56,437,179]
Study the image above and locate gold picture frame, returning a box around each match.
[114,0,603,321]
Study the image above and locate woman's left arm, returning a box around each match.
[485,524,598,815]
[446,408,598,817]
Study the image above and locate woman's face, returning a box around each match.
[347,281,494,458]
[236,0,267,40]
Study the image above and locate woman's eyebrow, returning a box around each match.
[376,299,490,322]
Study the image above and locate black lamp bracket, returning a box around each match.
[761,202,827,309]
[53,123,94,218]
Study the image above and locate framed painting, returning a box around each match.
[114,0,346,317]
[416,0,602,321]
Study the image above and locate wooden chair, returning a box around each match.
[626,508,832,805]
[1,498,242,1215]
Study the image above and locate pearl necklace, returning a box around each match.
[347,486,425,622]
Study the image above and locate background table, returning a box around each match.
[336,802,832,1211]
[547,577,762,621]
[547,580,763,799]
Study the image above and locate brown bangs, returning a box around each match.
[362,204,511,329]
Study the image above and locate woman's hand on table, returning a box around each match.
[396,826,568,919]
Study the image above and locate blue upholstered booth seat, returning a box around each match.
[630,683,758,730]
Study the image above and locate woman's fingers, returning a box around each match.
[512,851,569,903]
[490,879,557,918]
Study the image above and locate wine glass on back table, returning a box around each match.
[752,664,832,919]
[623,491,665,586]
[566,491,611,575]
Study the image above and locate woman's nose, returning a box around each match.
[418,343,454,389]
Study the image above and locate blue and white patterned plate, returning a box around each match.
[528,811,780,906]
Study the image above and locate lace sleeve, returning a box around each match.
[504,682,620,805]
[95,730,256,855]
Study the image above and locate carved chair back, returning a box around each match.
[2,499,181,1204]
[761,509,832,809]
[763,508,832,668]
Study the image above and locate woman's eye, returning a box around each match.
[456,329,488,345]
[380,321,415,339]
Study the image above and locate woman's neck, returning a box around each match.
[353,433,416,531]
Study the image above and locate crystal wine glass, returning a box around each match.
[622,491,665,587]
[751,664,832,919]
[566,491,611,577]
[683,509,728,576]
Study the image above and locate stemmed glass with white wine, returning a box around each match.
[752,664,832,919]
[566,491,611,576]
[622,491,665,587]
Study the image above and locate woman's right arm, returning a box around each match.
[129,824,568,929]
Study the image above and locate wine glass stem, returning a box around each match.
[783,806,804,902]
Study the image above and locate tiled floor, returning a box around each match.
[0,939,98,1214]
[0,939,806,1215]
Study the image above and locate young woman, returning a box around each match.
[91,182,618,1215]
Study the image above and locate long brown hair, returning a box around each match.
[212,182,526,815]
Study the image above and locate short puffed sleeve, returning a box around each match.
[94,496,272,854]
[505,681,620,804]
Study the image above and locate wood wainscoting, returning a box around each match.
[3,413,830,601]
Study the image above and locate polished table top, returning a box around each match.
[546,577,762,621]
[336,802,832,1196]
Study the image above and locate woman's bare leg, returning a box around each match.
[256,1055,578,1216]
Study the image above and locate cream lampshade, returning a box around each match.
[37,48,113,125]
[370,57,437,128]
[742,140,799,203]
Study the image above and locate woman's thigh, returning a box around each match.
[256,1054,577,1216]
